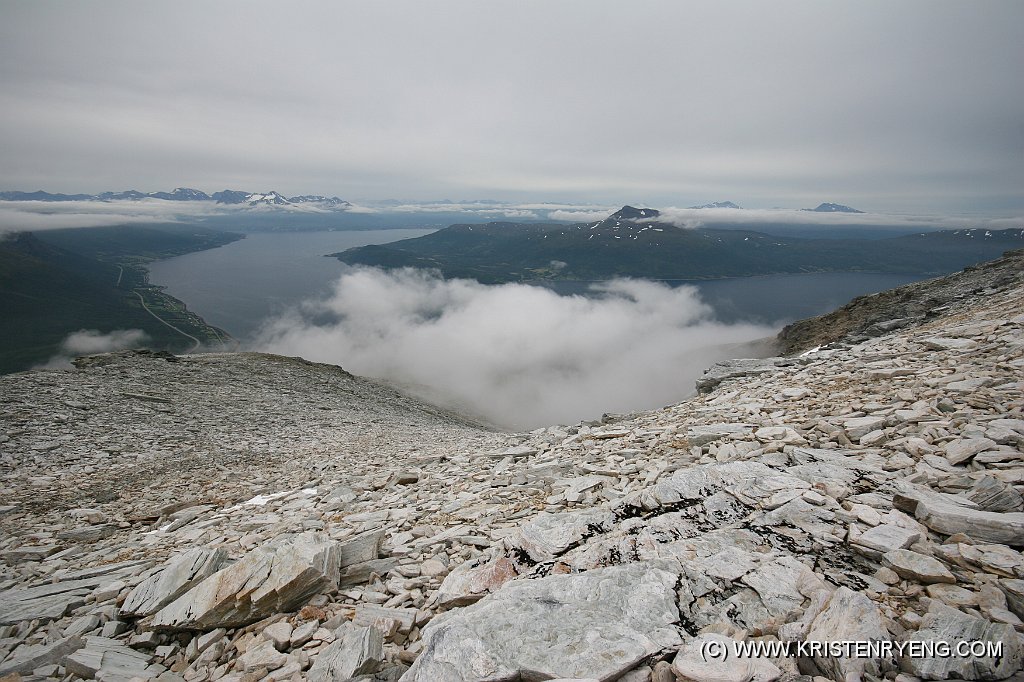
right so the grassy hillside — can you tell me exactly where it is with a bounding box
[0,226,242,374]
[333,217,1024,283]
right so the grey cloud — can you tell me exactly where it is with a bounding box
[0,199,234,233]
[0,1,1021,212]
[652,208,1024,231]
[0,197,362,233]
[253,268,775,430]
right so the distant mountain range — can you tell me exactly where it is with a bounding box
[0,188,352,211]
[689,201,742,209]
[0,189,870,215]
[333,205,1023,283]
[804,202,864,213]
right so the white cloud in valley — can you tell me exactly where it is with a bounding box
[254,267,775,429]
[38,328,149,369]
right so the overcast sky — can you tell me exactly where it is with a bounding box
[1,1,1022,213]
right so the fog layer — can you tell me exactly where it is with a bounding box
[255,268,775,430]
[39,329,148,369]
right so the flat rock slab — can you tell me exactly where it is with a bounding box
[914,500,1024,547]
[0,578,101,626]
[1,544,62,564]
[902,601,1022,680]
[0,561,149,626]
[842,416,887,441]
[685,423,755,446]
[920,337,979,351]
[0,636,84,676]
[307,624,383,681]
[850,523,921,558]
[653,461,777,506]
[151,532,341,631]
[944,437,998,465]
[120,547,227,618]
[506,509,615,562]
[400,562,682,682]
[882,549,955,584]
[64,635,153,680]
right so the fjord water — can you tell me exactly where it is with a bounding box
[149,229,436,339]
[149,229,922,341]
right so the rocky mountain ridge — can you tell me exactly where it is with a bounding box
[1,255,1023,681]
[778,249,1024,354]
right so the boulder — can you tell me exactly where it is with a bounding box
[338,529,385,567]
[150,532,341,631]
[740,557,825,620]
[901,601,1022,680]
[966,475,1024,513]
[1002,579,1024,619]
[842,416,886,441]
[800,587,890,682]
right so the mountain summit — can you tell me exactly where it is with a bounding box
[689,201,741,209]
[608,205,661,221]
[805,202,864,213]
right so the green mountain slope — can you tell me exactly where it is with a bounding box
[0,226,242,374]
[332,209,1024,283]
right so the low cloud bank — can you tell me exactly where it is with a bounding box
[652,207,1023,230]
[549,209,618,222]
[254,268,775,430]
[0,199,230,233]
[38,329,149,369]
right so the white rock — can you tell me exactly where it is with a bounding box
[672,633,781,682]
[121,548,226,618]
[151,532,341,630]
[402,562,682,682]
[901,600,1022,680]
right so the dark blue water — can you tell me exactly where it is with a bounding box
[150,230,924,339]
[149,229,435,339]
[541,273,922,325]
